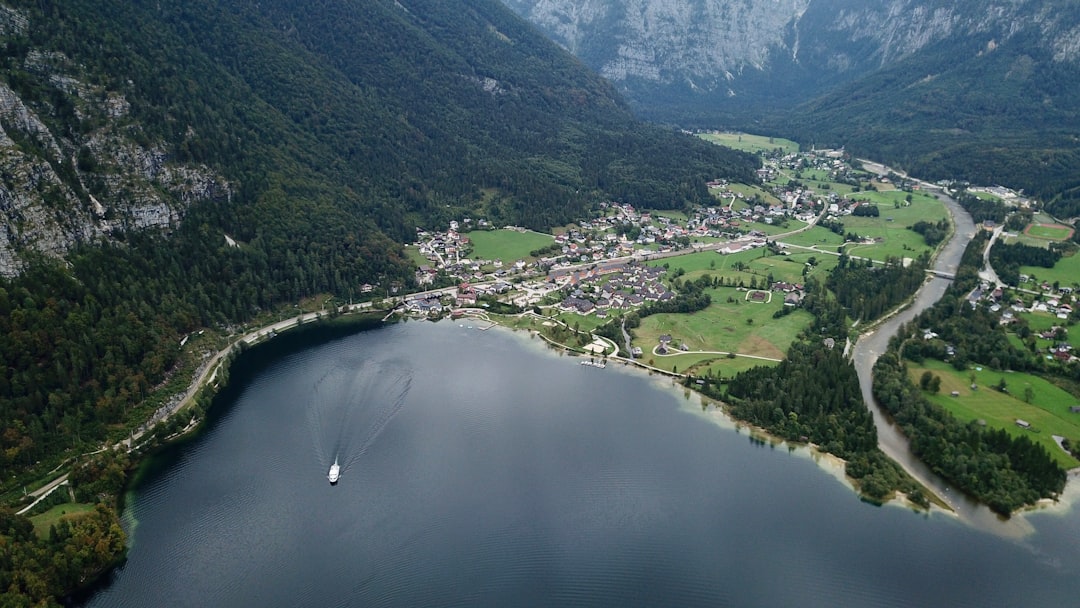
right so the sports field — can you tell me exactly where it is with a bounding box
[1024,223,1074,242]
[466,229,554,262]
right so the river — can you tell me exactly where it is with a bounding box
[847,182,1056,534]
[82,321,1080,607]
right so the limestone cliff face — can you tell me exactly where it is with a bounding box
[503,0,1080,102]
[503,0,811,92]
[0,4,229,277]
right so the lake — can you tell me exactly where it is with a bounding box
[84,320,1080,607]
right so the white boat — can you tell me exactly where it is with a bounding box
[328,458,340,485]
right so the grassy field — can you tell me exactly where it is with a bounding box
[30,503,96,537]
[647,209,689,223]
[466,229,554,262]
[1019,249,1080,288]
[697,132,799,155]
[651,248,837,285]
[724,182,782,206]
[779,226,846,249]
[907,359,1080,469]
[404,245,430,268]
[972,191,1003,202]
[634,285,813,366]
[832,191,948,262]
[1025,223,1074,241]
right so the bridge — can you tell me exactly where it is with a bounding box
[926,269,955,280]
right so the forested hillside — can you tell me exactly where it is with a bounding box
[0,0,756,512]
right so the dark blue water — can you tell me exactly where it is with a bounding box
[86,321,1080,607]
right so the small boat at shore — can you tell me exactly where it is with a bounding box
[580,360,606,369]
[328,458,340,485]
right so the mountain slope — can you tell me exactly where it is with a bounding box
[0,0,758,506]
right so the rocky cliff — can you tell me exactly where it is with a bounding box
[503,0,1080,115]
[0,4,229,276]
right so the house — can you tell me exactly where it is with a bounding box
[1068,406,1080,413]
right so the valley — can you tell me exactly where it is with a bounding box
[2,0,1080,605]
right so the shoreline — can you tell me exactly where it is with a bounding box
[483,313,1079,529]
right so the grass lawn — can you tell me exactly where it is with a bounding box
[1019,249,1080,289]
[633,286,812,366]
[466,229,554,263]
[30,503,96,537]
[404,245,429,268]
[697,132,799,155]
[907,359,1080,469]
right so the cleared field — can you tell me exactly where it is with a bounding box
[467,229,554,262]
[30,503,96,537]
[1025,223,1074,241]
[697,132,799,155]
[908,359,1080,469]
[1019,249,1080,288]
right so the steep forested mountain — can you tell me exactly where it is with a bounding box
[504,0,1080,216]
[0,0,757,492]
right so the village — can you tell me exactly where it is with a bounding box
[399,148,885,320]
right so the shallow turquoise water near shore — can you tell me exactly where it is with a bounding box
[84,321,1080,607]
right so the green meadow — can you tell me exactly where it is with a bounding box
[1019,249,1080,288]
[907,359,1080,469]
[30,503,96,537]
[697,132,799,155]
[779,226,846,249]
[833,190,949,262]
[723,182,782,206]
[634,285,813,365]
[651,248,837,285]
[466,229,554,262]
[404,245,430,268]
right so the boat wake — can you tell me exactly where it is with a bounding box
[307,356,413,483]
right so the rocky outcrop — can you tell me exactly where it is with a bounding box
[0,4,229,277]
